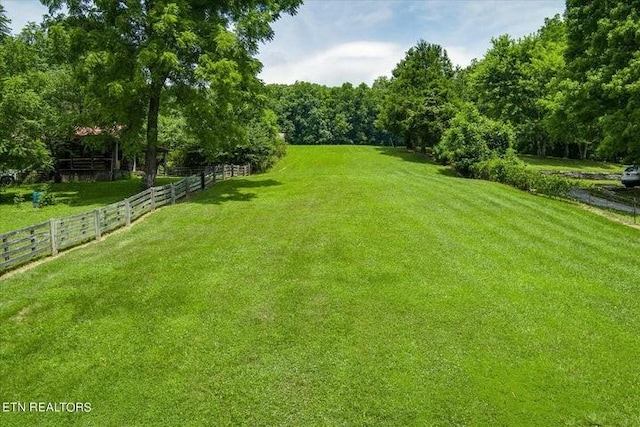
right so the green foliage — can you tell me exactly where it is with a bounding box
[435,105,515,176]
[217,109,287,172]
[471,154,574,197]
[268,81,393,146]
[0,2,10,40]
[12,193,24,208]
[565,0,640,162]
[43,0,302,188]
[466,16,567,157]
[35,183,56,207]
[377,41,458,150]
[0,23,85,172]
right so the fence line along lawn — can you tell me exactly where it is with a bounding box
[0,176,181,233]
[2,146,640,426]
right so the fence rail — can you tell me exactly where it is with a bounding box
[0,163,251,274]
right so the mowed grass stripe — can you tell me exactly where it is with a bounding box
[1,146,640,426]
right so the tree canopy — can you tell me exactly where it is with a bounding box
[4,0,640,185]
[42,0,301,188]
[0,2,10,40]
[376,41,458,151]
[268,82,394,146]
[565,0,640,162]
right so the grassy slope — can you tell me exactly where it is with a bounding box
[1,146,640,426]
[0,177,180,233]
[520,154,623,173]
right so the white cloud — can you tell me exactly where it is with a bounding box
[444,46,479,68]
[259,41,407,87]
[5,0,566,86]
[353,7,394,26]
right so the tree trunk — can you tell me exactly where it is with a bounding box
[579,142,588,160]
[143,86,162,190]
[564,142,570,159]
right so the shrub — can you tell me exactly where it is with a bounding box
[13,193,25,208]
[32,184,56,207]
[471,155,574,197]
[435,105,515,177]
[215,110,286,173]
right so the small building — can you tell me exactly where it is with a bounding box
[54,126,126,182]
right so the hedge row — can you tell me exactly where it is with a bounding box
[471,156,575,197]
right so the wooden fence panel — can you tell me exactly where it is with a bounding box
[98,201,127,234]
[1,164,251,273]
[129,188,153,221]
[153,185,172,208]
[0,222,52,270]
[188,176,201,193]
[0,222,51,269]
[54,212,98,250]
[174,180,187,199]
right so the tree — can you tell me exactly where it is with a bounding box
[435,104,515,177]
[377,41,457,151]
[268,81,394,146]
[467,16,567,157]
[0,74,53,171]
[43,0,302,188]
[0,20,89,177]
[565,0,640,161]
[0,2,10,40]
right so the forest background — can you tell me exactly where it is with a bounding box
[1,1,639,187]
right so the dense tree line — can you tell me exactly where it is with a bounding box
[0,0,301,188]
[267,81,396,146]
[3,0,640,186]
[271,1,640,167]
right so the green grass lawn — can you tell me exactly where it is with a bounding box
[0,176,181,233]
[2,146,640,426]
[521,154,624,173]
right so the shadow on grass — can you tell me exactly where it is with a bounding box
[375,146,467,180]
[375,147,434,164]
[436,167,464,179]
[0,177,183,208]
[193,178,282,205]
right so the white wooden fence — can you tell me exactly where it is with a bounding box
[1,164,250,273]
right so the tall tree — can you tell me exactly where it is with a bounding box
[0,2,10,40]
[43,0,301,188]
[377,41,457,151]
[467,16,567,157]
[0,23,74,172]
[565,0,640,161]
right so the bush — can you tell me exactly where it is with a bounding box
[32,184,56,207]
[435,105,515,177]
[471,155,574,197]
[214,109,287,173]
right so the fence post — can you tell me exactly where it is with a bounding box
[49,219,58,256]
[634,198,637,225]
[125,199,131,226]
[200,172,205,190]
[170,183,176,205]
[185,177,191,199]
[94,209,101,240]
[151,188,156,211]
[30,227,36,253]
[3,235,9,262]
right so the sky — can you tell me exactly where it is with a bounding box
[3,0,566,87]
